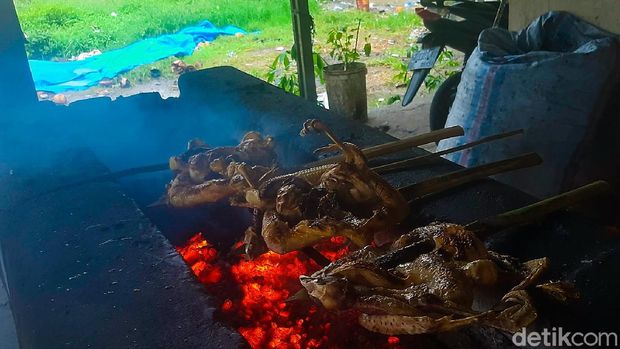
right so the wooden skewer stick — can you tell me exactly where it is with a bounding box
[375,180,611,268]
[467,180,612,239]
[306,125,465,167]
[398,153,543,200]
[38,130,519,205]
[375,239,436,269]
[53,163,169,188]
[262,129,523,188]
[271,137,529,268]
[23,163,171,201]
[373,129,524,174]
[40,126,466,195]
[301,247,331,267]
[371,153,542,268]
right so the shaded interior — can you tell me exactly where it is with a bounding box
[1,67,619,348]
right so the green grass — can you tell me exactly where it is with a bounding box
[15,0,304,59]
[15,0,422,87]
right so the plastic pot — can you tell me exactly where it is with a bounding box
[324,62,368,121]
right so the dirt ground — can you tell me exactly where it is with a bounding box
[367,91,436,152]
[368,92,432,137]
[56,78,181,101]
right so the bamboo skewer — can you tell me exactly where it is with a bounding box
[302,152,542,267]
[48,163,169,191]
[292,180,611,297]
[375,239,436,269]
[318,153,542,268]
[373,129,524,174]
[34,126,466,198]
[306,125,465,167]
[306,160,606,268]
[255,128,515,187]
[301,247,331,267]
[377,180,611,268]
[398,153,543,201]
[467,180,612,239]
[32,129,524,207]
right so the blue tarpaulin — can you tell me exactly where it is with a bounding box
[29,21,246,93]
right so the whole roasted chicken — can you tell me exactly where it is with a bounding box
[300,223,577,335]
[166,132,277,208]
[260,119,410,254]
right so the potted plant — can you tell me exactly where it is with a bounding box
[324,20,371,121]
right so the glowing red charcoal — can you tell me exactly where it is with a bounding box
[175,233,222,284]
[176,233,404,349]
[314,236,350,262]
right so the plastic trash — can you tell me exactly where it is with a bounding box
[29,21,246,93]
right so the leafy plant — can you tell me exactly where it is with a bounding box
[391,46,460,92]
[424,49,460,90]
[392,44,420,85]
[326,19,371,70]
[266,49,300,95]
[266,11,327,96]
[386,94,401,105]
[312,51,327,84]
[423,73,445,90]
[289,44,327,85]
[373,94,401,108]
[266,46,327,95]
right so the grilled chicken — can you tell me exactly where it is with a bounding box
[300,223,572,335]
[261,119,409,254]
[166,132,277,207]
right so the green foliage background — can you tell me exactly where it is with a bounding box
[15,0,302,59]
[14,0,440,95]
[15,0,420,60]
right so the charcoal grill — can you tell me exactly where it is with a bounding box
[1,67,619,348]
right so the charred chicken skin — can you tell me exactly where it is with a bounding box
[300,223,576,335]
[261,119,409,254]
[166,132,277,208]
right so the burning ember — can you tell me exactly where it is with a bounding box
[176,233,404,349]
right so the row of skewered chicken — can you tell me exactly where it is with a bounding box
[166,119,409,256]
[163,119,578,336]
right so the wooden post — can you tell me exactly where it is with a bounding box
[290,0,317,102]
[0,0,37,110]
